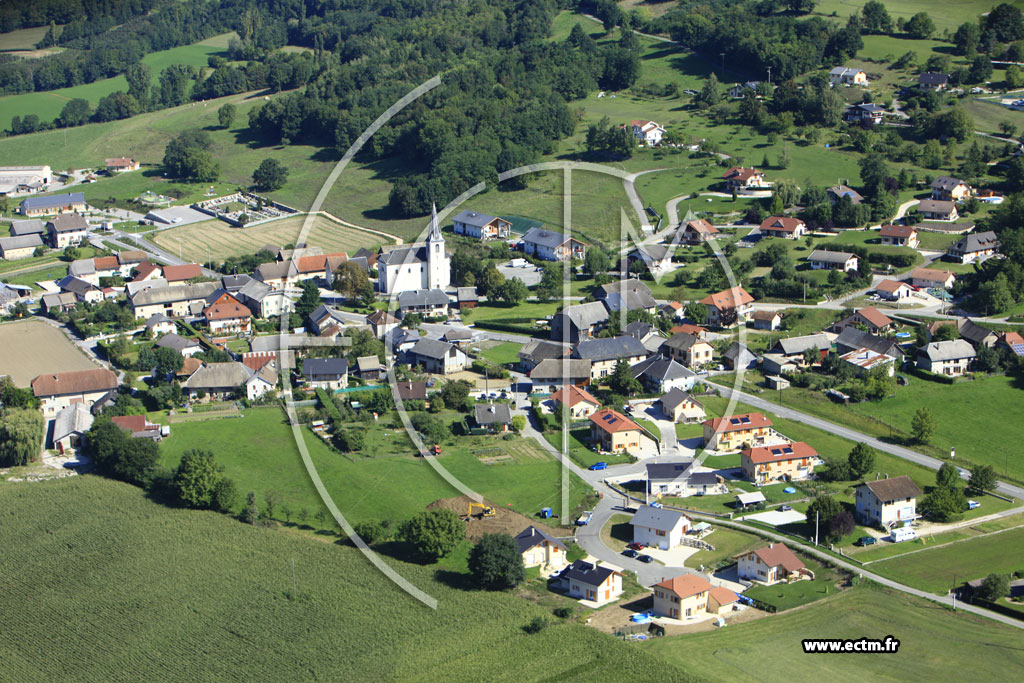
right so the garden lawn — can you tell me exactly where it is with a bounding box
[601,512,633,552]
[544,427,635,468]
[478,341,523,367]
[744,560,837,611]
[685,526,763,570]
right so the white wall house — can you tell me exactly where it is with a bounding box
[630,506,690,550]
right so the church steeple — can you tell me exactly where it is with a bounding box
[427,203,442,242]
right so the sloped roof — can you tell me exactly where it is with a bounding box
[561,560,618,587]
[302,358,349,379]
[574,335,648,362]
[931,175,968,191]
[909,267,955,283]
[856,307,893,329]
[552,384,600,408]
[452,209,499,228]
[919,339,976,362]
[876,279,910,293]
[700,286,754,310]
[748,544,805,573]
[513,526,567,554]
[131,282,218,307]
[32,368,117,397]
[858,475,923,503]
[163,264,202,281]
[589,408,642,435]
[22,192,85,211]
[529,358,592,382]
[722,166,760,181]
[744,441,817,464]
[709,586,740,606]
[773,333,830,356]
[154,333,201,353]
[397,288,450,308]
[719,341,753,362]
[631,356,696,384]
[880,224,916,239]
[950,231,998,255]
[48,213,88,232]
[683,218,718,235]
[632,505,688,532]
[556,301,609,329]
[808,249,855,264]
[662,331,707,352]
[759,216,805,233]
[658,387,699,412]
[204,294,252,321]
[918,199,955,214]
[52,403,94,441]
[656,573,711,599]
[522,227,573,249]
[703,412,772,433]
[183,362,253,389]
[366,309,400,326]
[9,219,44,236]
[0,234,43,251]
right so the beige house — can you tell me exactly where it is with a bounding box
[551,384,600,418]
[879,224,918,248]
[589,408,643,454]
[0,234,43,259]
[708,586,741,615]
[759,216,807,239]
[721,166,764,190]
[750,310,781,330]
[661,331,714,369]
[658,388,705,423]
[47,213,89,248]
[561,561,623,606]
[19,191,86,217]
[679,218,719,244]
[909,267,955,290]
[700,286,755,326]
[703,412,773,451]
[514,526,567,571]
[32,368,118,418]
[741,441,820,485]
[130,282,219,319]
[737,543,809,585]
[832,307,894,335]
[829,66,868,86]
[918,199,958,221]
[653,574,711,620]
[855,475,922,528]
[931,176,971,201]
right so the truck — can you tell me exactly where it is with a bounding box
[576,510,593,526]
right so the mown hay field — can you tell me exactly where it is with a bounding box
[151,214,393,262]
[0,476,692,682]
[0,319,99,386]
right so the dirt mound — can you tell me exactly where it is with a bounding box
[427,496,567,542]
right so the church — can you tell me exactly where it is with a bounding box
[377,204,451,295]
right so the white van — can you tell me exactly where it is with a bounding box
[889,526,917,543]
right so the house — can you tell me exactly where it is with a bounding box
[451,210,511,240]
[855,475,922,527]
[702,413,773,451]
[625,320,662,346]
[0,282,30,313]
[40,291,78,314]
[517,339,568,372]
[32,368,118,418]
[549,302,609,343]
[749,310,781,331]
[132,261,162,282]
[679,218,719,244]
[875,279,914,301]
[474,403,512,432]
[918,72,949,90]
[232,279,289,319]
[723,342,759,371]
[827,184,864,205]
[833,307,894,335]
[253,261,290,288]
[728,80,761,98]
[947,231,998,264]
[759,216,807,239]
[879,224,918,248]
[931,176,971,202]
[661,332,714,369]
[111,414,164,440]
[657,387,705,423]
[596,279,657,313]
[182,362,255,401]
[162,263,202,284]
[736,544,809,585]
[918,199,958,221]
[302,358,350,390]
[669,323,708,339]
[366,309,400,339]
[355,355,384,381]
[552,384,601,418]
[407,338,469,374]
[55,275,100,304]
[204,292,252,335]
[514,526,568,571]
[908,267,955,290]
[129,281,218,320]
[51,403,94,454]
[830,66,868,86]
[46,213,89,248]
[376,205,450,295]
[519,227,585,262]
[528,358,592,393]
[395,381,428,403]
[630,119,666,146]
[998,331,1024,357]
[646,462,724,498]
[841,347,896,376]
[145,313,176,336]
[917,339,976,376]
[808,250,859,272]
[770,334,831,364]
[700,286,755,327]
[293,252,348,286]
[760,353,798,376]
[155,332,202,358]
[843,103,886,125]
[742,441,820,485]
[631,505,690,550]
[834,327,903,360]
[708,586,741,615]
[0,234,43,260]
[456,286,479,309]
[628,244,673,273]
[0,166,51,197]
[19,192,86,217]
[105,157,139,172]
[721,166,764,191]
[574,335,648,379]
[396,289,450,318]
[8,219,45,237]
[560,560,623,605]
[653,574,711,620]
[631,356,698,394]
[589,408,644,454]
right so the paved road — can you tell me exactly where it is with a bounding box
[622,169,662,236]
[709,381,1024,500]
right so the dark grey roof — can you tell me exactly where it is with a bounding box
[632,356,696,384]
[518,340,568,364]
[474,402,512,425]
[0,234,43,251]
[688,471,719,486]
[851,104,886,114]
[521,227,571,249]
[957,319,995,345]
[47,213,88,232]
[452,209,498,228]
[835,328,902,358]
[662,331,706,352]
[918,72,949,85]
[378,243,428,266]
[254,261,290,281]
[154,333,200,353]
[723,342,758,363]
[457,286,479,302]
[918,339,976,362]
[826,185,864,203]
[556,302,609,330]
[574,335,647,362]
[646,461,692,482]
[236,278,273,302]
[858,475,923,502]
[808,249,855,264]
[631,505,687,531]
[597,280,656,311]
[8,219,44,236]
[598,280,652,299]
[513,526,567,554]
[561,560,617,586]
[932,175,967,191]
[57,275,97,296]
[302,357,349,380]
[67,259,96,277]
[529,358,591,382]
[658,387,700,412]
[773,334,831,356]
[145,313,173,328]
[397,288,450,308]
[21,192,85,211]
[950,231,997,255]
[625,321,656,339]
[409,337,456,360]
[183,362,253,389]
[635,244,672,261]
[442,327,473,342]
[220,274,252,291]
[918,199,955,214]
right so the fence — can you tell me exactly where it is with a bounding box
[614,622,666,639]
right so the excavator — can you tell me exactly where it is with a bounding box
[467,502,496,520]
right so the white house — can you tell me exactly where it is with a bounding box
[377,204,450,295]
[630,119,665,146]
[31,368,118,418]
[560,561,623,606]
[451,210,511,240]
[736,543,809,585]
[808,250,858,272]
[520,227,586,262]
[406,338,468,375]
[514,526,568,571]
[855,475,922,528]
[630,505,690,550]
[829,66,868,86]
[916,339,976,376]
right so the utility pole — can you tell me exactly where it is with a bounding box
[815,510,819,546]
[720,52,725,72]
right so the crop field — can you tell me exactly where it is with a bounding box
[0,476,686,681]
[0,320,99,386]
[151,214,392,262]
[0,25,59,51]
[0,33,235,131]
[643,584,1024,682]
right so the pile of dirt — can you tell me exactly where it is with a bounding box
[427,496,567,542]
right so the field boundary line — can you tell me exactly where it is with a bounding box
[315,211,403,245]
[863,523,1024,566]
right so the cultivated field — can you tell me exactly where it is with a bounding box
[151,214,393,262]
[0,476,682,681]
[643,584,1024,682]
[0,320,99,386]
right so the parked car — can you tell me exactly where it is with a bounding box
[626,542,645,551]
[967,500,981,510]
[856,536,877,547]
[779,505,793,512]
[576,510,593,526]
[649,501,663,509]
[589,462,607,471]
[638,554,654,563]
[622,549,639,558]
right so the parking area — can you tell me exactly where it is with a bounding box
[738,509,806,526]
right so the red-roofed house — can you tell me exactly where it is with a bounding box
[669,323,708,338]
[741,441,820,485]
[708,586,740,615]
[737,543,810,585]
[999,331,1024,357]
[653,574,712,619]
[832,307,895,334]
[699,286,755,326]
[679,218,719,244]
[879,224,918,248]
[31,368,118,417]
[759,216,807,239]
[163,263,202,283]
[204,292,252,335]
[589,408,643,454]
[132,261,162,282]
[702,412,773,451]
[106,157,139,172]
[875,279,914,302]
[722,166,764,190]
[552,384,601,418]
[111,414,164,440]
[909,267,955,290]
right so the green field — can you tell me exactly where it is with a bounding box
[644,584,1024,682]
[0,475,686,681]
[478,341,524,367]
[813,1,1024,34]
[686,526,764,570]
[157,406,590,527]
[0,25,56,51]
[0,33,235,131]
[744,559,838,611]
[869,526,1024,594]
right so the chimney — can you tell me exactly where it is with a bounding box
[768,543,774,549]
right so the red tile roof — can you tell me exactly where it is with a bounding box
[163,264,202,281]
[656,573,712,599]
[750,544,805,573]
[204,294,252,321]
[703,412,772,433]
[743,441,817,464]
[552,384,600,408]
[111,415,158,433]
[856,307,893,329]
[31,368,117,397]
[669,323,707,337]
[93,255,119,270]
[875,279,908,293]
[760,216,806,233]
[589,408,642,435]
[909,267,954,283]
[722,166,761,182]
[709,586,739,606]
[700,286,755,311]
[685,218,719,235]
[132,261,161,281]
[879,224,916,239]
